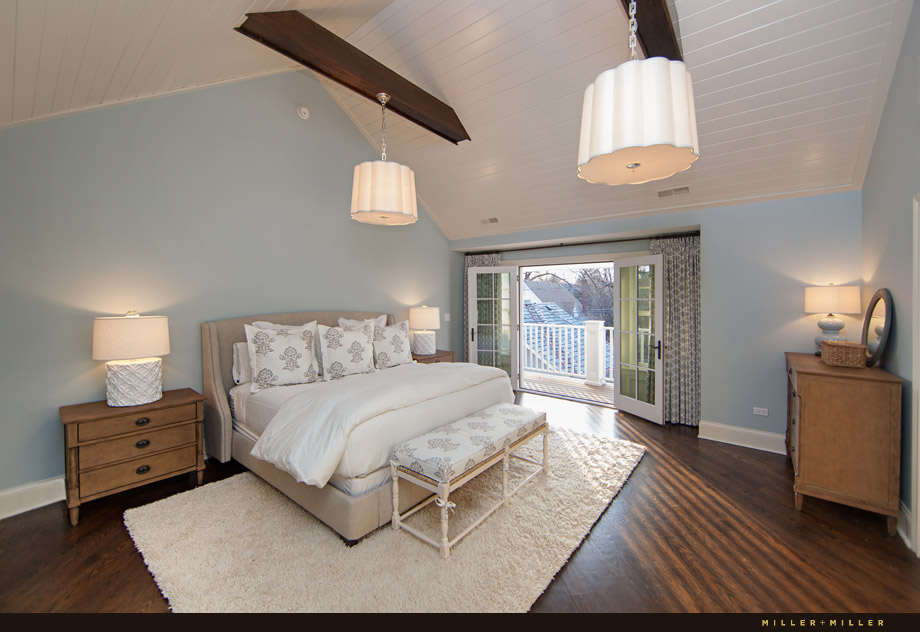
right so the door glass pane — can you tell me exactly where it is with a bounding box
[637,264,652,298]
[477,299,494,324]
[637,368,655,405]
[476,273,492,299]
[637,300,651,333]
[499,274,510,300]
[499,352,512,374]
[621,300,637,332]
[620,266,637,300]
[620,332,637,365]
[620,366,637,399]
[477,325,495,350]
[637,334,653,368]
[499,326,511,352]
[478,350,496,367]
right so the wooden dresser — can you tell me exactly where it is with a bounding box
[60,388,205,526]
[412,349,455,364]
[785,352,902,534]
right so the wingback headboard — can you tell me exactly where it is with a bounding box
[201,310,396,462]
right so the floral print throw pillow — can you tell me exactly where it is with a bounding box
[244,322,320,392]
[373,320,413,369]
[318,324,376,381]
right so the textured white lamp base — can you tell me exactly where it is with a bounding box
[414,331,436,355]
[105,358,163,407]
[814,314,846,354]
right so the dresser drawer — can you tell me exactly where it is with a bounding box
[79,445,198,498]
[78,403,197,442]
[79,423,197,470]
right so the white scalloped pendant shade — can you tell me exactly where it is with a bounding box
[350,160,418,226]
[577,57,699,185]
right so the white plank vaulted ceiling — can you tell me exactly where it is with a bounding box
[0,0,913,241]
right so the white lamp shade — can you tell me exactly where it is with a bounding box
[350,160,418,226]
[409,305,440,330]
[804,286,861,314]
[93,315,170,361]
[577,57,699,185]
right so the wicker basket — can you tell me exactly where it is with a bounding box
[820,340,867,368]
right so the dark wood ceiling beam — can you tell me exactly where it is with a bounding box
[619,0,683,62]
[235,10,470,144]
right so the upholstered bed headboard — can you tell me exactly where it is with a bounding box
[201,310,396,462]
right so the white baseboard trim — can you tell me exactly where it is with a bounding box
[0,476,66,521]
[698,420,787,455]
[898,500,916,554]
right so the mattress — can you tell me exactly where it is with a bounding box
[229,362,514,492]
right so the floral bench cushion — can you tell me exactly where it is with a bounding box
[391,403,546,484]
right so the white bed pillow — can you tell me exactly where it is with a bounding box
[373,320,413,369]
[244,322,320,392]
[231,342,252,384]
[318,324,376,380]
[338,315,387,330]
[252,320,322,376]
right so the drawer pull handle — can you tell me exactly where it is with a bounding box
[791,418,796,425]
[135,439,151,449]
[136,465,151,475]
[135,417,151,427]
[792,390,797,398]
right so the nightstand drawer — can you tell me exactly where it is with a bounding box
[79,445,198,498]
[78,403,197,442]
[79,423,197,469]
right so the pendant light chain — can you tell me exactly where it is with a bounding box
[628,0,638,61]
[377,92,390,162]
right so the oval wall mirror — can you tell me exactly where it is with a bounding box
[861,288,892,367]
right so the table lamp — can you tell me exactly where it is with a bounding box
[93,311,171,407]
[408,305,440,356]
[804,285,860,354]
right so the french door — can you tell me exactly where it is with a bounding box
[467,266,518,383]
[613,255,664,424]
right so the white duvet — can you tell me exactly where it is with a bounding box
[250,362,510,487]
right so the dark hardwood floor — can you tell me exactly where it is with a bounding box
[1,391,919,613]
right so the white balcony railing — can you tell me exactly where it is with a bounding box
[523,321,615,385]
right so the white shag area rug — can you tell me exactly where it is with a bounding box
[123,427,645,613]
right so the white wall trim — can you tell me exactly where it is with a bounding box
[0,476,66,521]
[912,194,920,555]
[698,420,787,455]
[899,500,915,553]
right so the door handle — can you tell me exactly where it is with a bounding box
[655,340,662,360]
[471,327,475,342]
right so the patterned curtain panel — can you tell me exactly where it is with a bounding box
[649,235,701,426]
[462,252,501,361]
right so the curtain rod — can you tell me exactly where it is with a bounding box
[466,230,700,256]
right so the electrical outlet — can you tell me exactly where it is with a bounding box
[753,407,768,416]
[444,313,450,321]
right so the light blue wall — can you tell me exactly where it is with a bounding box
[0,71,463,492]
[453,191,864,437]
[861,1,919,509]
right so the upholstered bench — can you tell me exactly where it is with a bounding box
[389,403,548,559]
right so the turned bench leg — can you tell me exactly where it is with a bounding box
[438,483,450,559]
[390,462,400,530]
[502,447,510,505]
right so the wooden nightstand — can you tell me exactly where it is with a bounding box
[412,349,455,364]
[60,388,206,526]
[785,352,902,535]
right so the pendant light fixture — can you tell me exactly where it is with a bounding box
[577,0,699,185]
[350,93,418,225]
